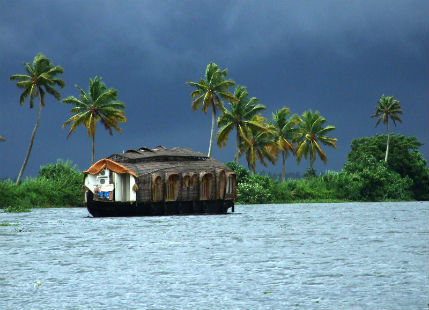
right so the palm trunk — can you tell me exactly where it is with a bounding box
[384,122,390,162]
[207,109,215,157]
[16,97,42,185]
[281,151,286,182]
[91,133,95,164]
[234,128,240,164]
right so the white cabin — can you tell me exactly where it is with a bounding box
[84,168,136,202]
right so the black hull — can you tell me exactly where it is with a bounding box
[86,199,234,217]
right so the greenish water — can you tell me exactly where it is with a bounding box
[1,202,428,309]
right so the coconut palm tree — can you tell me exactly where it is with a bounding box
[371,94,403,162]
[62,76,126,164]
[239,115,277,173]
[186,62,236,157]
[296,110,337,171]
[269,108,300,182]
[9,53,65,185]
[216,86,267,163]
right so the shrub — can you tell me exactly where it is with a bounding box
[237,174,273,204]
[0,159,83,210]
[341,155,413,201]
[347,134,428,200]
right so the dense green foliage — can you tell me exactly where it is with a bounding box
[347,134,429,200]
[227,134,427,203]
[0,160,82,210]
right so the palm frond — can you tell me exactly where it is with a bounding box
[44,84,61,101]
[216,122,234,148]
[94,89,119,105]
[9,74,31,81]
[191,94,204,111]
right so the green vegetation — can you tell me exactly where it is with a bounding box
[186,62,237,157]
[227,134,428,203]
[346,134,429,200]
[371,94,403,162]
[0,160,82,211]
[188,63,340,178]
[269,108,299,182]
[296,110,337,170]
[239,115,277,173]
[9,53,65,185]
[3,58,427,207]
[216,85,266,163]
[0,222,20,226]
[62,76,126,164]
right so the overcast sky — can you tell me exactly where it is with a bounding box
[1,1,428,179]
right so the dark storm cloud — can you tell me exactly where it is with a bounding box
[1,1,428,178]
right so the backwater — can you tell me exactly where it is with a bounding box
[1,202,428,309]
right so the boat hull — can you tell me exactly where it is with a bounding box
[86,199,234,217]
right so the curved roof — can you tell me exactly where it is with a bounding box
[83,158,138,177]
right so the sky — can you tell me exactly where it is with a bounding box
[0,1,428,179]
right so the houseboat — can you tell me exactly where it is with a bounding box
[83,146,237,217]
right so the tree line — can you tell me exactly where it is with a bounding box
[186,62,403,180]
[2,55,410,190]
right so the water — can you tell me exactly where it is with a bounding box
[1,202,428,310]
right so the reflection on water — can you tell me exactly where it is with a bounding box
[1,202,428,309]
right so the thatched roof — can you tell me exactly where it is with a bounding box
[104,146,233,177]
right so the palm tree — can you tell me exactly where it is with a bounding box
[296,110,337,171]
[10,53,65,185]
[186,62,236,157]
[371,94,403,162]
[239,115,277,173]
[62,76,126,164]
[269,108,300,182]
[216,86,267,163]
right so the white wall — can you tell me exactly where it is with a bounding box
[85,170,136,202]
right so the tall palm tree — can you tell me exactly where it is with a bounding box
[371,94,403,162]
[269,108,300,182]
[239,115,277,173]
[62,76,126,164]
[186,62,236,157]
[10,53,65,185]
[216,85,267,163]
[296,110,337,171]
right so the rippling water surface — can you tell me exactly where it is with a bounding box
[1,202,428,309]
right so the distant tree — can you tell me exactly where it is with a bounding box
[216,86,266,163]
[346,134,429,200]
[62,76,126,164]
[269,108,300,182]
[239,115,277,173]
[10,53,65,185]
[186,62,236,157]
[371,94,403,162]
[296,110,337,171]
